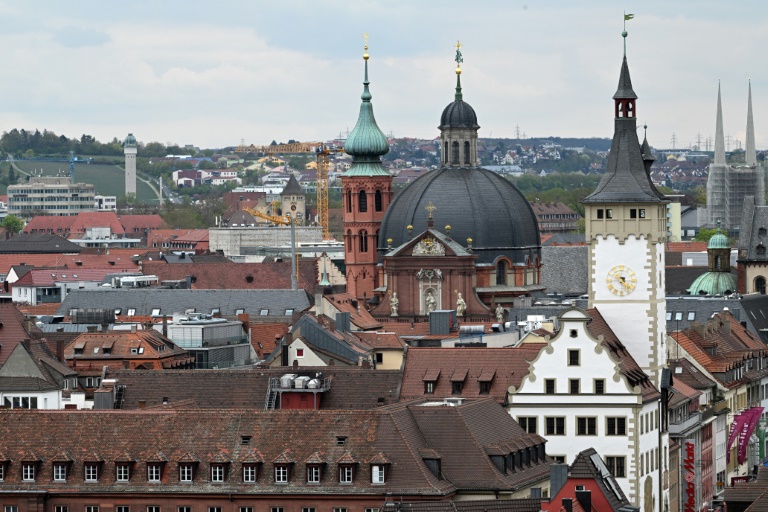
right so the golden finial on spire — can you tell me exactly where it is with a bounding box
[363,33,369,60]
[454,40,463,75]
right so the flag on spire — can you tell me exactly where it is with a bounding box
[624,13,634,21]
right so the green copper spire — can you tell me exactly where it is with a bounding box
[343,35,390,177]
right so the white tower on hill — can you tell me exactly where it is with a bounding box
[124,133,138,197]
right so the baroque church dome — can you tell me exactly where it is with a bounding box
[378,64,540,265]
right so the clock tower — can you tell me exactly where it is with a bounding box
[582,32,668,387]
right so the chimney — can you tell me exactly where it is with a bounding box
[185,275,192,289]
[549,463,568,498]
[162,315,168,337]
[561,498,573,512]
[56,339,64,362]
[138,400,146,409]
[575,490,592,512]
[131,325,137,333]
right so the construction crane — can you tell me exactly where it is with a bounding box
[244,208,298,290]
[235,141,344,240]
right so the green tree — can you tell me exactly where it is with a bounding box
[694,227,720,242]
[1,214,24,234]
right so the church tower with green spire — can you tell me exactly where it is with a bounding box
[342,39,393,301]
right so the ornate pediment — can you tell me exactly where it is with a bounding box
[416,268,443,281]
[412,236,445,256]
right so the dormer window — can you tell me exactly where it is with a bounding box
[211,464,226,483]
[242,464,259,483]
[22,463,35,481]
[179,464,194,482]
[84,463,99,482]
[147,463,162,482]
[306,465,321,484]
[274,465,289,484]
[53,463,68,482]
[339,465,354,484]
[371,465,386,484]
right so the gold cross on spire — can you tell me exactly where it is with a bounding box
[425,201,437,219]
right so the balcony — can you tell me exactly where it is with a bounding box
[669,411,701,436]
[713,399,729,415]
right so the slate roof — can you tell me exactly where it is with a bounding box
[0,233,82,254]
[583,57,664,204]
[141,259,318,296]
[665,297,747,333]
[56,288,311,318]
[542,233,586,246]
[740,294,768,343]
[400,346,546,404]
[0,399,550,495]
[667,358,718,391]
[568,448,630,511]
[387,500,543,512]
[541,246,588,296]
[106,366,404,410]
[280,174,304,195]
[737,196,768,261]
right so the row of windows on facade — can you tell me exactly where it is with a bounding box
[537,214,580,220]
[638,446,665,478]
[345,190,384,214]
[594,208,646,220]
[10,188,94,194]
[2,506,380,512]
[10,205,95,210]
[102,308,291,317]
[517,416,628,437]
[0,462,390,485]
[10,196,95,202]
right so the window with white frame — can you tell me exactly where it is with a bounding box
[53,463,67,481]
[0,464,4,481]
[211,464,225,483]
[339,465,353,483]
[301,508,315,512]
[275,465,288,483]
[371,465,385,484]
[4,506,18,512]
[116,507,130,512]
[270,508,284,512]
[606,417,627,436]
[85,463,99,482]
[177,508,191,512]
[22,463,35,481]
[606,456,626,478]
[333,509,348,512]
[307,465,321,483]
[54,507,68,512]
[208,508,222,512]
[147,508,160,512]
[148,464,161,482]
[239,508,253,512]
[243,464,257,483]
[116,464,130,482]
[179,464,193,482]
[85,507,99,512]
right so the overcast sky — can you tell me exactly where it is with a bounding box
[1,0,767,150]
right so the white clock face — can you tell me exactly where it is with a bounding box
[606,265,637,296]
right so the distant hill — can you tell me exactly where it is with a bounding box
[10,160,157,202]
[480,137,612,152]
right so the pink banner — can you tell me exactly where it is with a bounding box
[738,407,764,465]
[727,411,749,464]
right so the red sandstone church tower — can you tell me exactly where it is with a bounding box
[341,42,393,301]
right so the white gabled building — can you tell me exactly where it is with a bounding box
[508,307,666,507]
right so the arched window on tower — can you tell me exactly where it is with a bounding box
[375,189,383,212]
[358,190,367,213]
[359,230,368,253]
[346,189,352,213]
[464,141,470,164]
[452,141,459,164]
[346,230,352,252]
[756,276,766,295]
[496,260,507,286]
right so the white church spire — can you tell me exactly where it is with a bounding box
[714,81,726,165]
[746,80,757,167]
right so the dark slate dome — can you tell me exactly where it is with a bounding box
[378,167,540,264]
[439,99,479,129]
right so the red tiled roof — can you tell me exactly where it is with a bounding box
[69,212,125,236]
[141,260,317,295]
[118,214,167,232]
[64,330,193,371]
[250,322,289,359]
[324,293,381,330]
[22,216,76,234]
[666,241,708,253]
[14,268,137,287]
[400,346,546,403]
[0,304,41,365]
[173,229,209,243]
[353,332,405,350]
